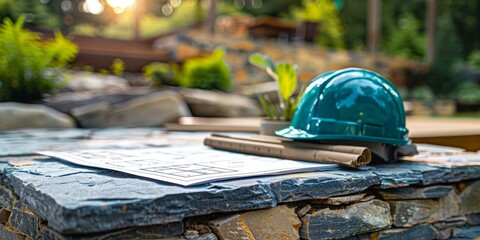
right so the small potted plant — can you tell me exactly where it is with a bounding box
[248,53,304,135]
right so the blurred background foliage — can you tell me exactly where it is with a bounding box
[0,0,479,102]
[1,0,478,60]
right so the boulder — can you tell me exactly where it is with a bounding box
[178,88,262,117]
[71,90,191,128]
[0,103,75,131]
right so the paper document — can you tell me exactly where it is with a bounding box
[38,146,338,186]
[400,144,480,166]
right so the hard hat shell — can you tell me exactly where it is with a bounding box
[276,68,410,146]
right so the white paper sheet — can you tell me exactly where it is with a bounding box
[38,146,338,186]
[400,144,480,166]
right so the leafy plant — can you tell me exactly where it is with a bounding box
[143,62,178,87]
[178,48,232,91]
[249,53,304,121]
[0,16,78,102]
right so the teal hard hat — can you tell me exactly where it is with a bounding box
[276,68,410,146]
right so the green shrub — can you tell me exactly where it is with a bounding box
[143,62,178,87]
[110,58,125,77]
[0,16,77,102]
[178,48,232,91]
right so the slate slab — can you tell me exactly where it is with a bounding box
[374,224,437,240]
[0,223,25,240]
[0,208,10,224]
[458,179,480,215]
[9,200,44,239]
[1,158,378,234]
[450,226,480,240]
[300,199,391,239]
[374,163,480,188]
[466,214,480,225]
[432,216,468,240]
[375,185,453,200]
[388,191,461,227]
[210,205,301,240]
[208,214,255,240]
[41,222,184,240]
[0,185,17,210]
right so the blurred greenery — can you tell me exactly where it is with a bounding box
[143,62,178,87]
[248,53,303,121]
[383,13,425,61]
[424,11,463,98]
[0,0,479,102]
[110,59,125,77]
[0,16,77,102]
[179,48,232,91]
[468,51,480,69]
[456,82,480,104]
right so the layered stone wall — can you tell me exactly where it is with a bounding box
[174,30,420,88]
[0,128,479,239]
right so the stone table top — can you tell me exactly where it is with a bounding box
[1,128,480,234]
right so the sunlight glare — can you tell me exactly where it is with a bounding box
[106,0,136,14]
[83,0,105,15]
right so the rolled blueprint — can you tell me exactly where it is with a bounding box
[204,135,370,168]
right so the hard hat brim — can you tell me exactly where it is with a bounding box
[276,126,411,146]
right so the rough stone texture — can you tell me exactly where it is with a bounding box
[210,205,301,240]
[0,224,25,240]
[71,90,191,128]
[0,158,379,234]
[300,199,392,239]
[0,102,75,131]
[0,208,10,224]
[0,185,17,210]
[209,214,254,240]
[450,226,480,240]
[295,204,311,218]
[310,192,374,205]
[458,180,480,215]
[373,163,480,188]
[241,205,301,240]
[41,222,184,240]
[433,216,468,240]
[467,214,480,225]
[389,191,461,227]
[375,185,454,200]
[373,224,437,240]
[178,88,262,117]
[177,30,417,87]
[1,128,480,238]
[9,201,44,239]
